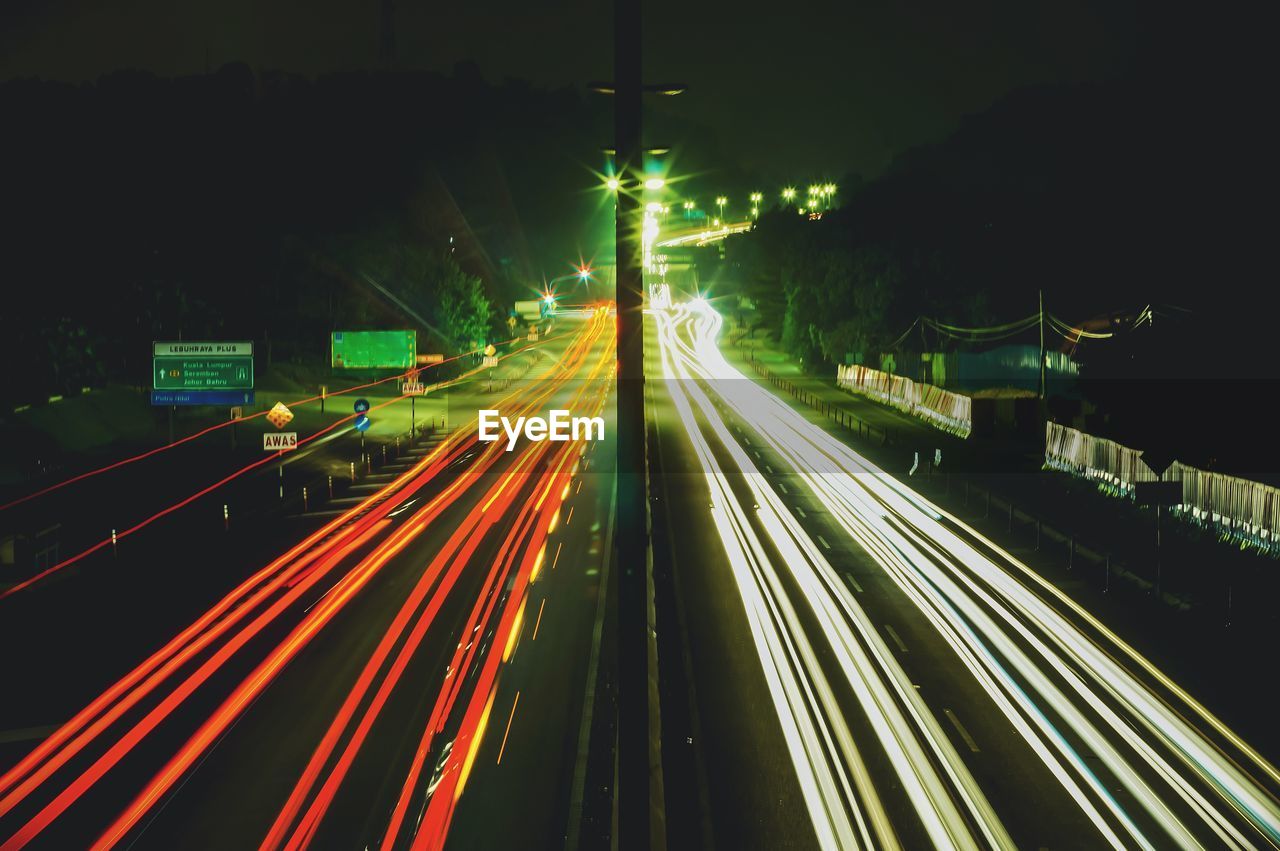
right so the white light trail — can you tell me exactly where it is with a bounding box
[654,299,1280,850]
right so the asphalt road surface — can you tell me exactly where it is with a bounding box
[0,310,618,851]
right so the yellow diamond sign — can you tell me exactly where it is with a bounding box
[266,402,294,429]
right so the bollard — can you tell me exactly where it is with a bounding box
[1225,584,1233,627]
[112,528,118,557]
[1104,554,1111,593]
[329,475,334,499]
[1068,536,1074,569]
[223,504,229,532]
[382,445,387,465]
[1008,501,1014,532]
[350,461,356,482]
[279,462,284,500]
[303,487,309,512]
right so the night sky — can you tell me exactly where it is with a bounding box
[1,0,1140,180]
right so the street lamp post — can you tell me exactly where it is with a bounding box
[589,9,686,845]
[716,195,727,223]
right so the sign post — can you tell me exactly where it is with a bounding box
[1137,450,1179,600]
[399,377,426,441]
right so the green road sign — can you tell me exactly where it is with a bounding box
[153,356,254,390]
[331,330,417,369]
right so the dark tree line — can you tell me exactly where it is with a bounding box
[722,70,1277,470]
[0,62,614,405]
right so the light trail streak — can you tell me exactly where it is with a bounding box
[260,312,614,850]
[389,330,613,851]
[657,299,1280,849]
[0,317,607,849]
[657,308,1003,850]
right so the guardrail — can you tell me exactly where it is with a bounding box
[1045,421,1280,556]
[836,363,972,437]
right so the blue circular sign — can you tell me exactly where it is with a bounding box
[353,398,370,414]
[354,414,371,432]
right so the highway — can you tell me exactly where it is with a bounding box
[650,300,1280,850]
[0,310,617,850]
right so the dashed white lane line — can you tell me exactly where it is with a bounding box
[884,624,909,653]
[944,708,981,752]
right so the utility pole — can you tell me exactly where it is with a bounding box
[590,12,684,844]
[614,0,648,844]
[1038,289,1046,399]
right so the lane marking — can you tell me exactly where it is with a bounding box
[944,708,981,753]
[575,479,583,494]
[565,506,575,526]
[816,534,832,550]
[777,481,788,494]
[884,624,909,653]
[496,691,521,765]
[532,597,547,641]
[552,541,563,570]
[765,465,774,475]
[795,506,806,518]
[844,574,864,593]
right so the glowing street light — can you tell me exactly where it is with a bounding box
[715,196,727,220]
[782,187,796,202]
[606,177,620,191]
[644,177,666,190]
